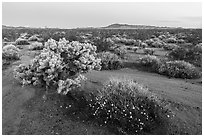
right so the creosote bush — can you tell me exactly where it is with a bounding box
[139,55,161,72]
[97,51,123,70]
[2,44,20,60]
[85,77,173,134]
[28,35,39,41]
[138,55,201,79]
[113,46,127,59]
[29,42,44,50]
[158,60,201,79]
[15,38,29,45]
[168,46,202,67]
[14,38,101,95]
[143,48,155,55]
[163,44,179,51]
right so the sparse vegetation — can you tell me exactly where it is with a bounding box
[2,26,202,135]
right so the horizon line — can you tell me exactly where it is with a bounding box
[2,23,202,29]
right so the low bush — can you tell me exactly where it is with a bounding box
[163,44,179,51]
[139,55,161,72]
[93,38,114,52]
[168,47,189,60]
[138,55,201,79]
[143,48,155,55]
[29,42,44,50]
[165,37,177,43]
[28,35,39,41]
[144,39,154,46]
[15,38,29,45]
[140,42,148,48]
[132,47,139,53]
[151,41,163,48]
[168,46,201,67]
[2,44,20,60]
[97,52,123,70]
[113,46,127,59]
[87,77,173,134]
[177,39,185,44]
[158,60,201,79]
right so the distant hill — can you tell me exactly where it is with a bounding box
[2,24,183,30]
[2,25,28,29]
[101,23,174,29]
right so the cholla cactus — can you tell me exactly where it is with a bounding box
[14,38,101,95]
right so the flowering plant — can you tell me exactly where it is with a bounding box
[14,38,101,95]
[87,77,173,134]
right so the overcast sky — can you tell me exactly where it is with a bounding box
[2,2,202,28]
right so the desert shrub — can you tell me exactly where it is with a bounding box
[112,37,136,45]
[29,42,44,50]
[28,35,39,41]
[168,47,189,60]
[37,38,44,42]
[93,37,113,52]
[143,48,155,55]
[3,59,10,66]
[132,47,139,53]
[2,44,20,60]
[87,77,173,134]
[144,39,154,46]
[97,52,123,70]
[113,46,127,59]
[151,41,163,48]
[158,60,201,79]
[121,39,136,45]
[126,46,133,50]
[140,42,148,48]
[139,55,161,72]
[163,44,179,50]
[14,38,101,95]
[158,35,166,40]
[165,37,177,43]
[67,35,78,42]
[167,46,202,67]
[177,39,185,44]
[3,37,10,42]
[138,55,201,79]
[15,38,29,45]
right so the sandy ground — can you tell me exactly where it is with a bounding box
[2,49,202,135]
